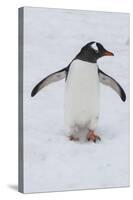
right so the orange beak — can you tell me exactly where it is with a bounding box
[104,51,114,56]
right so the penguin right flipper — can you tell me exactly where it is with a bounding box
[31,67,67,97]
[98,69,126,102]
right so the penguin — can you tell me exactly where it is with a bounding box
[31,42,126,142]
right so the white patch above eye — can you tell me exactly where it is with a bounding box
[91,42,98,51]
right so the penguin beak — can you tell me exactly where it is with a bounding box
[104,50,114,56]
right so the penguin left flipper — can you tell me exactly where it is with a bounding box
[31,67,67,97]
[98,69,126,102]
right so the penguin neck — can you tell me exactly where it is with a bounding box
[75,51,97,63]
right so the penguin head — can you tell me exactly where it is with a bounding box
[79,42,114,63]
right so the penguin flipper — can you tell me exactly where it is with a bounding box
[98,69,126,102]
[31,68,67,97]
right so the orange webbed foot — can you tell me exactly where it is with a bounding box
[87,131,101,143]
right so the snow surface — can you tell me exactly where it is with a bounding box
[23,7,129,193]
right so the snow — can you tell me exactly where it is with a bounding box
[23,7,129,193]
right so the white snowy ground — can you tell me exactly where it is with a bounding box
[23,7,129,193]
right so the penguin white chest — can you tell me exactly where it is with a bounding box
[64,59,100,129]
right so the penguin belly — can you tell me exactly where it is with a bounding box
[64,59,100,131]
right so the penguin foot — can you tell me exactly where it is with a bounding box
[87,131,101,143]
[69,135,79,141]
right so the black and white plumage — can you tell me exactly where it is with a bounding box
[31,42,126,142]
[31,65,126,102]
[98,69,126,102]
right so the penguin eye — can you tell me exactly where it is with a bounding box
[94,49,99,53]
[91,42,99,53]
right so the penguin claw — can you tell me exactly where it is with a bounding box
[87,131,101,143]
[69,135,79,141]
[93,136,101,143]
